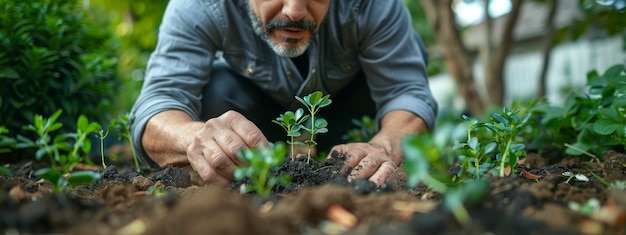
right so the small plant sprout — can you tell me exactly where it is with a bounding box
[96,125,114,169]
[110,113,141,173]
[569,198,601,216]
[295,91,332,163]
[562,172,589,184]
[402,133,489,226]
[16,110,101,191]
[272,108,309,159]
[484,108,531,177]
[234,142,291,196]
[454,115,497,179]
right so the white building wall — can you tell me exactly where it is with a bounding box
[429,35,626,112]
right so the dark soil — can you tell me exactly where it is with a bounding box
[2,146,626,235]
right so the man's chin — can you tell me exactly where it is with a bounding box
[268,38,310,57]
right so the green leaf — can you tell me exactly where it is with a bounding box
[565,142,590,156]
[603,64,625,78]
[234,168,246,180]
[0,67,19,79]
[597,108,622,122]
[510,143,525,151]
[611,96,626,108]
[468,137,478,151]
[294,108,304,120]
[0,166,13,177]
[314,118,328,129]
[66,171,100,187]
[593,119,621,135]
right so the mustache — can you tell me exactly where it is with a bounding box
[266,18,317,33]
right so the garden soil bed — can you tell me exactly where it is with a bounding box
[2,146,626,235]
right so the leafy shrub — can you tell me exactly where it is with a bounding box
[0,0,120,139]
[532,64,626,156]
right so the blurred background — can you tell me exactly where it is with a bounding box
[85,0,626,116]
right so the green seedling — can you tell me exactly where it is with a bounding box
[272,108,309,159]
[402,133,489,226]
[96,125,114,169]
[569,198,601,216]
[146,185,167,197]
[234,142,291,196]
[16,109,101,191]
[562,172,589,184]
[295,91,332,163]
[108,113,141,173]
[484,108,531,177]
[454,115,497,179]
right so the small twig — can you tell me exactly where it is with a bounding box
[564,143,598,160]
[313,166,332,173]
[563,143,605,175]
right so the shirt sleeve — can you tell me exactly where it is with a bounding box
[356,0,438,130]
[129,0,222,166]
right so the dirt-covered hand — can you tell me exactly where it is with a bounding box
[329,142,401,186]
[187,111,268,183]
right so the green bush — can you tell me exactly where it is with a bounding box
[0,0,120,138]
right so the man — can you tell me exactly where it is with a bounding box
[129,0,437,186]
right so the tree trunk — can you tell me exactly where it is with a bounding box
[421,0,485,115]
[485,0,523,107]
[538,0,558,98]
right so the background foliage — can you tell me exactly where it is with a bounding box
[0,0,120,137]
[86,0,168,113]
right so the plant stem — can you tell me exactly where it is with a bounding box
[127,134,140,173]
[290,135,295,160]
[307,112,315,164]
[498,137,513,177]
[100,136,107,169]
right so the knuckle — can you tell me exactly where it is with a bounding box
[243,131,264,146]
[209,153,234,173]
[223,136,243,154]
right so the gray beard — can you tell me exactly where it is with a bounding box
[247,5,310,58]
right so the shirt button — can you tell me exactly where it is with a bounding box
[245,64,253,75]
[311,68,316,74]
[345,65,352,72]
[287,71,293,77]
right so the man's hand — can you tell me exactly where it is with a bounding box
[329,142,401,186]
[329,110,429,186]
[186,111,268,183]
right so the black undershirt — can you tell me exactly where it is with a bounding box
[290,52,309,78]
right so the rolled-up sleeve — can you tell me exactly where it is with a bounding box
[129,0,221,165]
[357,0,438,130]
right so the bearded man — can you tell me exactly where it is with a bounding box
[130,0,438,186]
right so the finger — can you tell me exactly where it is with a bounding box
[224,111,268,148]
[187,137,216,182]
[331,144,367,174]
[368,161,397,186]
[206,146,239,181]
[348,156,387,181]
[214,130,250,166]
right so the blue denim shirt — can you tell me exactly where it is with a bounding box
[130,0,438,160]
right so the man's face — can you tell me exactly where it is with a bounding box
[247,0,330,57]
